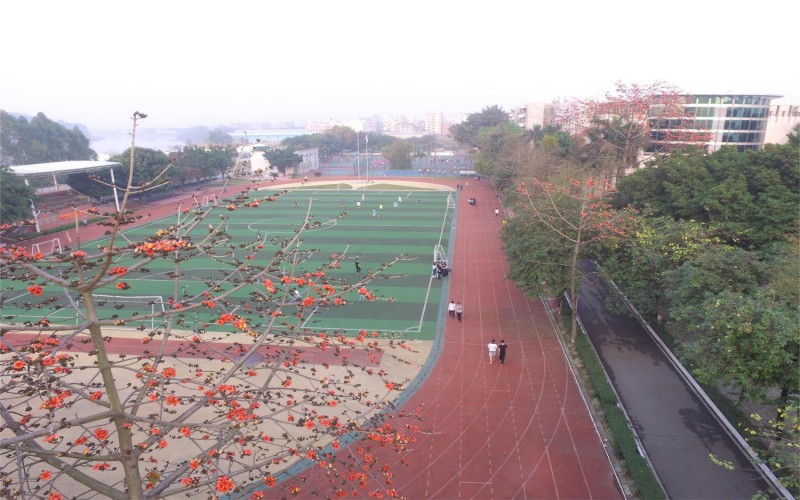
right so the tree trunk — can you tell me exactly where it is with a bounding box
[775,386,790,443]
[83,292,144,499]
[569,242,582,343]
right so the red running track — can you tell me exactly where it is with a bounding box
[298,179,622,499]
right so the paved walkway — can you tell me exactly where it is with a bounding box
[577,261,773,499]
[381,181,620,498]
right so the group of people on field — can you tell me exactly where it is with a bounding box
[433,260,449,279]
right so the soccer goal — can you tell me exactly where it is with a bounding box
[433,244,448,269]
[201,194,217,206]
[446,193,455,209]
[91,295,166,329]
[32,238,62,256]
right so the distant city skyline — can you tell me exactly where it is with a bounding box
[3,1,797,133]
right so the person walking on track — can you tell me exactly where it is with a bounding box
[488,339,498,364]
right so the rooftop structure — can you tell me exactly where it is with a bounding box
[8,161,123,231]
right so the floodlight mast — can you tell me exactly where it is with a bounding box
[363,133,369,200]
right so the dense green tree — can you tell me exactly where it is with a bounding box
[0,111,97,165]
[69,148,170,199]
[663,245,764,318]
[472,125,528,191]
[0,165,37,223]
[762,236,800,308]
[263,148,302,174]
[596,216,721,320]
[746,401,800,495]
[679,288,799,404]
[502,215,572,302]
[512,177,633,342]
[536,127,577,159]
[597,138,800,412]
[282,128,396,159]
[615,143,800,248]
[173,145,236,181]
[382,141,413,169]
[449,105,510,147]
[661,240,799,406]
[326,125,358,150]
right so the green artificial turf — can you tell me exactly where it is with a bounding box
[4,185,455,340]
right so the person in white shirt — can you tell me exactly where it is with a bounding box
[448,300,456,319]
[487,339,498,364]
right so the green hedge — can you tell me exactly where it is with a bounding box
[603,403,666,499]
[575,332,617,405]
[572,329,666,499]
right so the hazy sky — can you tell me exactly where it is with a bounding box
[3,0,798,131]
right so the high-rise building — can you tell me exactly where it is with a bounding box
[649,94,782,153]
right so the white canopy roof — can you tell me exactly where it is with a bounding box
[9,161,121,178]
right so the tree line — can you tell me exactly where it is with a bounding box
[0,111,237,222]
[452,85,799,493]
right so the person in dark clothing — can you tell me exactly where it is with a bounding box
[498,340,507,365]
[355,258,361,274]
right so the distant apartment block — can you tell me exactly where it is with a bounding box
[510,102,557,130]
[307,118,378,134]
[648,94,782,153]
[383,115,425,137]
[425,112,444,135]
[307,121,332,134]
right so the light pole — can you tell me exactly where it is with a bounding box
[115,111,147,213]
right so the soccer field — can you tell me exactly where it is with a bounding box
[4,183,456,341]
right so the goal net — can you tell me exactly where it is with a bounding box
[201,194,217,206]
[32,238,62,256]
[446,193,455,209]
[90,295,166,329]
[433,244,448,268]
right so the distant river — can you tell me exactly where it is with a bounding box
[90,130,188,158]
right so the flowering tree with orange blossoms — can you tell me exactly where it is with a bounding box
[555,81,711,181]
[512,177,634,342]
[0,114,421,499]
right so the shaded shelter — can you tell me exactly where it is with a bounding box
[8,161,122,231]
